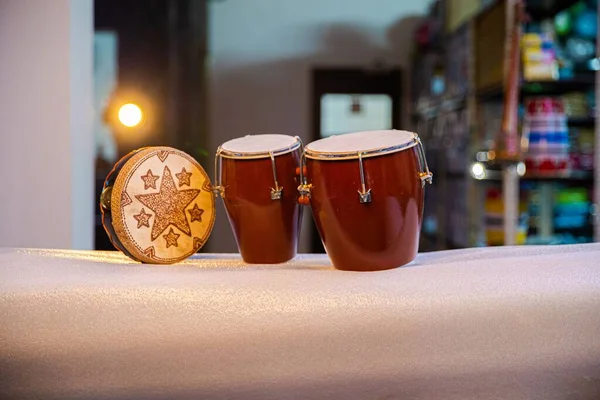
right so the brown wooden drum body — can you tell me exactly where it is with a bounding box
[303,131,431,271]
[217,135,303,264]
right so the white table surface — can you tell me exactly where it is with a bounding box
[1,244,600,400]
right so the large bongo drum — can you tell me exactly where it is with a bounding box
[214,134,304,264]
[299,130,432,271]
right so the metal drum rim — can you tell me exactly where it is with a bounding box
[304,132,419,161]
[219,136,301,160]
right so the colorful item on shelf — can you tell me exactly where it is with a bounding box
[560,2,598,66]
[554,10,572,36]
[485,188,528,246]
[521,33,559,81]
[585,89,596,111]
[562,91,589,117]
[431,65,446,96]
[554,187,591,229]
[522,97,570,173]
[565,37,596,63]
[414,4,443,51]
[569,127,595,170]
[557,53,575,79]
[573,8,598,39]
[528,185,593,243]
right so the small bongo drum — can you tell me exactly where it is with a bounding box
[299,130,432,271]
[214,134,304,263]
[100,147,216,264]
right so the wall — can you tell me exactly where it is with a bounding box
[0,0,94,249]
[207,0,428,253]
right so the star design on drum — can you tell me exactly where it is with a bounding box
[175,167,192,187]
[133,208,152,229]
[135,166,200,241]
[163,228,180,248]
[188,203,204,222]
[141,169,160,190]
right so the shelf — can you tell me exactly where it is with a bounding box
[522,75,596,96]
[474,169,594,182]
[420,231,464,250]
[568,117,595,127]
[476,74,596,101]
[524,234,593,246]
[410,0,598,246]
[523,170,594,181]
[525,0,579,19]
[476,84,504,101]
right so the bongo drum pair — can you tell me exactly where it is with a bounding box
[215,130,432,271]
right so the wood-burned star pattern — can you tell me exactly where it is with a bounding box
[176,167,192,187]
[141,169,159,189]
[136,166,200,242]
[188,203,204,222]
[133,208,152,228]
[163,228,180,248]
[107,146,216,264]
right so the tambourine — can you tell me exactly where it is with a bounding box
[100,147,216,264]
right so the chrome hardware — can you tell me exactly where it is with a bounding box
[415,136,433,187]
[269,151,283,200]
[294,136,307,187]
[213,147,225,198]
[298,183,312,198]
[295,136,312,205]
[100,186,112,211]
[357,152,372,203]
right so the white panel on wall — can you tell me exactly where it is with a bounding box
[0,0,94,249]
[321,94,393,137]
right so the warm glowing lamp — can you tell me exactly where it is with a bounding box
[118,103,143,127]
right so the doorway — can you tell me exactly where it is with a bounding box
[310,67,402,253]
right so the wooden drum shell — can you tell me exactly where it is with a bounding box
[306,146,424,271]
[221,151,302,264]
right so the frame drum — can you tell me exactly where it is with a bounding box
[300,130,432,271]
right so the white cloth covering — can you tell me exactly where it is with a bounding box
[1,244,600,399]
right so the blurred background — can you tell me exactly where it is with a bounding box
[0,0,598,254]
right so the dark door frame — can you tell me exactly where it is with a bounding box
[309,67,403,253]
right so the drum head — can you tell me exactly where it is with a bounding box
[106,147,216,264]
[305,130,417,160]
[220,134,299,159]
